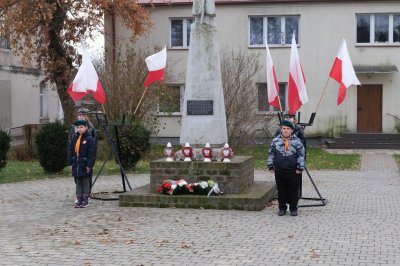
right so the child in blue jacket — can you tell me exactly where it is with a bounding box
[68,120,96,208]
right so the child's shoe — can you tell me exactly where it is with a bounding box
[81,195,89,208]
[75,196,83,208]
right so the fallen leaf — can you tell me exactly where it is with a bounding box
[99,228,109,235]
[99,239,111,244]
[310,249,320,258]
[288,234,295,238]
[181,243,191,249]
[127,227,135,231]
[117,217,123,222]
[74,240,81,245]
[123,239,135,244]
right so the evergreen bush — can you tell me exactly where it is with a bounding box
[118,121,151,170]
[35,122,68,173]
[0,130,11,170]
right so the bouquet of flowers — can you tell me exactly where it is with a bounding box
[192,180,221,196]
[156,179,193,195]
[156,179,222,197]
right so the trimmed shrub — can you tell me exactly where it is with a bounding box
[118,121,151,170]
[35,122,68,173]
[0,130,11,170]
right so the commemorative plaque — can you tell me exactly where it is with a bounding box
[187,100,213,115]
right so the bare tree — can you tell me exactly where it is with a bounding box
[221,48,263,146]
[95,45,179,134]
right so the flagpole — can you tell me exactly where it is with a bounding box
[278,96,283,112]
[134,87,149,115]
[315,77,331,113]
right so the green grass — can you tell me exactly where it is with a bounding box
[394,155,400,170]
[235,145,361,170]
[0,145,361,184]
[0,160,122,184]
[305,147,360,170]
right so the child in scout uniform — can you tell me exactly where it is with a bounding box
[267,120,305,216]
[68,120,96,208]
[67,107,97,201]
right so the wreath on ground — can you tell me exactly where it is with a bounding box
[156,179,222,196]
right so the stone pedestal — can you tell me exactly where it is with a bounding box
[150,156,253,194]
[119,156,277,211]
[119,182,276,211]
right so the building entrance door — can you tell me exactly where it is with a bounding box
[357,84,382,133]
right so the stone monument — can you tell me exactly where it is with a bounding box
[179,0,228,147]
[118,0,277,211]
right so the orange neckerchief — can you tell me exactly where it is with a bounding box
[74,134,82,156]
[281,136,289,151]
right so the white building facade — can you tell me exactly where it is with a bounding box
[108,0,400,138]
[0,42,63,131]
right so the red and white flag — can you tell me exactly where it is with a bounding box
[266,42,280,109]
[329,39,361,105]
[288,34,308,115]
[67,46,106,104]
[144,46,167,87]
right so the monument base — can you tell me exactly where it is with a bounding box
[119,181,276,211]
[149,156,254,194]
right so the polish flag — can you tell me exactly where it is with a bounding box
[288,34,308,115]
[144,47,167,87]
[329,39,361,105]
[266,42,280,109]
[67,46,106,104]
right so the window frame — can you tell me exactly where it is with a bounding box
[39,87,48,119]
[0,15,9,49]
[248,15,300,48]
[356,13,400,46]
[158,84,185,116]
[257,82,288,114]
[169,18,194,49]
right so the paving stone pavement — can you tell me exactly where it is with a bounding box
[1,153,400,266]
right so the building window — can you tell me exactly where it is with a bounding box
[159,85,184,115]
[258,83,287,112]
[0,15,9,49]
[356,14,400,44]
[170,18,194,48]
[40,87,48,118]
[249,16,300,47]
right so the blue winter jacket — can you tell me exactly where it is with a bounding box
[267,134,305,171]
[68,132,96,177]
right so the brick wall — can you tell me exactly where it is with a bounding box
[150,156,254,194]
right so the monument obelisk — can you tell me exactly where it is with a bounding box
[179,0,228,147]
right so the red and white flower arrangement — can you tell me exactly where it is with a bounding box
[156,179,222,196]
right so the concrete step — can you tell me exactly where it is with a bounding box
[326,141,400,149]
[119,181,277,211]
[326,133,400,149]
[341,133,400,140]
[332,138,400,144]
